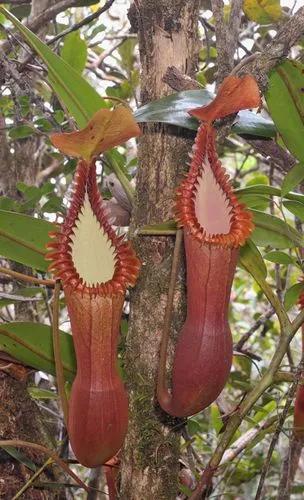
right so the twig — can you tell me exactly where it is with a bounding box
[0,266,55,287]
[211,0,243,82]
[277,434,303,500]
[221,414,278,464]
[0,291,41,302]
[189,305,304,498]
[52,279,69,426]
[48,0,115,45]
[235,307,275,351]
[255,358,304,499]
[88,39,125,68]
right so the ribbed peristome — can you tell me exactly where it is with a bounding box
[46,159,140,295]
[175,123,253,247]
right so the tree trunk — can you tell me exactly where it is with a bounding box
[120,2,200,498]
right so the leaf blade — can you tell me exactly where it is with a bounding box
[0,322,76,381]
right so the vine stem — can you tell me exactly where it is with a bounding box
[0,266,55,287]
[157,229,183,409]
[52,279,69,425]
[0,440,89,492]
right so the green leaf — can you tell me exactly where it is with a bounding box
[42,195,64,214]
[266,60,304,163]
[54,109,65,124]
[284,283,304,310]
[28,387,57,400]
[34,117,53,132]
[0,7,104,128]
[0,322,76,381]
[251,401,276,425]
[210,403,223,434]
[236,183,304,204]
[243,0,282,24]
[134,90,275,138]
[237,193,269,210]
[0,210,54,271]
[9,125,34,140]
[264,250,294,265]
[61,31,87,74]
[139,220,177,235]
[281,163,304,196]
[251,210,303,248]
[1,446,37,472]
[239,239,267,280]
[283,200,304,221]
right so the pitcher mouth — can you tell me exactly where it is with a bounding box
[175,124,253,248]
[46,159,140,296]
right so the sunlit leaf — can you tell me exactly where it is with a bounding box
[239,238,267,280]
[283,200,304,221]
[284,283,304,310]
[263,250,294,265]
[266,60,304,163]
[61,31,87,74]
[281,163,304,197]
[251,401,276,425]
[210,404,223,434]
[243,0,282,24]
[0,322,76,381]
[50,106,141,161]
[237,193,269,210]
[251,210,303,248]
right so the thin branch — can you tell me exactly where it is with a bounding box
[47,0,115,45]
[277,434,303,500]
[221,414,278,464]
[189,309,304,499]
[255,358,304,499]
[0,266,55,287]
[25,1,85,34]
[248,6,304,90]
[211,0,243,82]
[235,307,275,351]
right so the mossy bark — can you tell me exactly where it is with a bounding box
[120,2,200,499]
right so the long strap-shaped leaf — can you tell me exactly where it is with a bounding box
[0,322,76,381]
